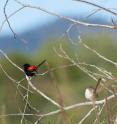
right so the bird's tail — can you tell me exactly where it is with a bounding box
[94,78,102,94]
[37,60,46,67]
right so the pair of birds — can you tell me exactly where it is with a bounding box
[23,60,47,77]
[23,60,101,101]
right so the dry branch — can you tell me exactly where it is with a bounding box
[73,0,117,16]
[14,0,117,30]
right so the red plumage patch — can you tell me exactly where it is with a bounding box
[27,65,38,71]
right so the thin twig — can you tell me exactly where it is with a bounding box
[0,6,25,33]
[0,93,117,118]
[78,36,117,67]
[54,44,98,81]
[94,103,106,124]
[0,49,24,72]
[4,0,16,38]
[73,0,117,16]
[0,49,60,108]
[2,1,28,44]
[0,62,40,113]
[79,106,97,124]
[25,75,61,108]
[105,97,112,124]
[20,83,30,124]
[0,62,31,92]
[14,0,117,30]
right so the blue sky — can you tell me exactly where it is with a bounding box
[0,0,117,36]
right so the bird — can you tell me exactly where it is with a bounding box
[85,86,95,101]
[85,78,102,101]
[23,60,47,77]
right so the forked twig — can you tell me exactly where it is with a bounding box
[14,0,117,30]
[4,0,16,38]
[73,0,117,16]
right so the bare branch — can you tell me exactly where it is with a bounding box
[20,83,30,124]
[0,1,117,123]
[4,0,16,38]
[0,49,23,72]
[0,6,25,33]
[14,0,117,30]
[0,62,31,92]
[79,106,97,124]
[78,36,117,67]
[0,49,60,108]
[73,0,117,16]
[0,93,117,118]
[54,45,98,81]
[25,75,61,108]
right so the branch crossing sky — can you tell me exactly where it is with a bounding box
[0,0,117,35]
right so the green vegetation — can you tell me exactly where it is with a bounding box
[0,34,117,124]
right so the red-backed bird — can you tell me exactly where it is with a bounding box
[23,60,47,77]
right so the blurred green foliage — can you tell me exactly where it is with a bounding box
[0,34,117,124]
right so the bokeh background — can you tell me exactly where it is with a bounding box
[0,0,117,123]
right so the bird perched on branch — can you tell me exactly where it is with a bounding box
[23,60,47,77]
[85,78,102,101]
